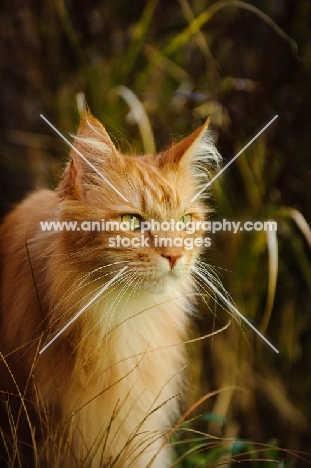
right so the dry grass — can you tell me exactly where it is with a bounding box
[1,0,311,466]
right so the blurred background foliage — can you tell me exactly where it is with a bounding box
[0,0,311,465]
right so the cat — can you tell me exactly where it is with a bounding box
[0,109,221,467]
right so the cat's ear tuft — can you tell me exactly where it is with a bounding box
[70,109,119,177]
[59,110,124,196]
[160,118,221,181]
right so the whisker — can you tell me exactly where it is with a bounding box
[18,270,127,362]
[191,270,232,317]
[48,260,130,319]
[105,272,145,338]
[188,273,215,315]
[196,261,232,300]
[47,271,123,335]
[72,270,139,353]
[105,270,138,333]
[55,268,132,346]
[39,266,128,354]
[28,261,130,344]
[191,266,279,353]
[194,260,239,315]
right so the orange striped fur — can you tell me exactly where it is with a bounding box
[0,111,221,467]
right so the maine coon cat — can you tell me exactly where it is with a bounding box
[0,110,221,467]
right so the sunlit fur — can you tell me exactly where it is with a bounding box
[0,111,221,467]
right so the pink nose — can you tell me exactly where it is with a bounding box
[161,253,182,268]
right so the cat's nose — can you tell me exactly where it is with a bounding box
[161,253,182,268]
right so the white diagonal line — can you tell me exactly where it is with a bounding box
[39,266,128,354]
[190,115,278,202]
[40,114,129,203]
[193,267,279,353]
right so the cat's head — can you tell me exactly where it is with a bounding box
[57,110,221,293]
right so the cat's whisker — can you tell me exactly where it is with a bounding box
[197,259,231,275]
[193,261,238,314]
[191,268,253,351]
[196,261,227,292]
[39,266,128,354]
[110,274,145,332]
[50,268,132,350]
[18,270,122,362]
[191,269,232,317]
[105,271,139,339]
[50,260,130,313]
[191,266,279,353]
[101,272,142,347]
[107,273,146,336]
[196,260,235,304]
[188,274,216,317]
[191,266,254,348]
[28,261,130,345]
[42,263,131,335]
[72,270,139,353]
[48,272,122,332]
[31,275,106,341]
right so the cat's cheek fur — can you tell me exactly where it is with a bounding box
[0,111,221,467]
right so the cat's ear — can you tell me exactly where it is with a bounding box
[159,118,221,179]
[59,110,124,197]
[68,110,120,186]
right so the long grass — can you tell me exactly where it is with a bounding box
[1,0,311,466]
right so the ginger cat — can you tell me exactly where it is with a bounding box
[0,111,221,467]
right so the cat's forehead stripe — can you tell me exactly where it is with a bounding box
[135,162,180,216]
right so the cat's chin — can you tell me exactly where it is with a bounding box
[133,271,185,294]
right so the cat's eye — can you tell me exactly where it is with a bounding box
[179,214,192,225]
[121,214,142,230]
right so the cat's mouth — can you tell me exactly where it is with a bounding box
[129,266,186,293]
